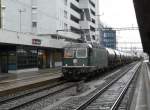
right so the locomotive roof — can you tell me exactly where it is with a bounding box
[64,43,138,58]
[106,48,115,54]
[64,43,89,48]
[64,43,102,48]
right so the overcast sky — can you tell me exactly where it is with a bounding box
[99,0,143,51]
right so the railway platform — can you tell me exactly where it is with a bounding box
[130,62,150,110]
[0,68,62,96]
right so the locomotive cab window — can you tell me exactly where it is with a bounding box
[76,48,87,58]
[64,48,74,58]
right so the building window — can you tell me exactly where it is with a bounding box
[32,13,37,21]
[32,8,37,13]
[70,14,79,24]
[64,0,67,6]
[89,0,95,8]
[17,47,38,69]
[8,51,17,70]
[92,35,95,40]
[70,26,81,34]
[32,0,37,6]
[32,22,37,28]
[64,10,68,18]
[64,23,68,30]
[86,35,91,41]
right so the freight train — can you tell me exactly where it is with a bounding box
[62,43,140,81]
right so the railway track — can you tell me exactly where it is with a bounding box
[117,63,141,110]
[0,80,65,103]
[50,62,141,110]
[0,62,140,110]
[0,71,63,96]
[0,80,77,110]
[76,63,141,110]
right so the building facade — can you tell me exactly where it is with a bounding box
[0,30,67,73]
[102,29,116,49]
[1,0,100,43]
[0,0,100,73]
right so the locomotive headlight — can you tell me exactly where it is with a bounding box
[73,59,78,64]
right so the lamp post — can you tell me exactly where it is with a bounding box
[18,9,25,33]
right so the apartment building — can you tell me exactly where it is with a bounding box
[1,0,99,43]
[0,0,100,73]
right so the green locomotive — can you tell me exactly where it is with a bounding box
[62,43,138,81]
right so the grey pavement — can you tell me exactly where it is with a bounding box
[0,68,61,82]
[130,63,150,110]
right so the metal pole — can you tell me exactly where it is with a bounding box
[18,9,25,33]
[19,10,21,33]
[0,0,2,29]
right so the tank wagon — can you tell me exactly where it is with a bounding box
[62,43,139,81]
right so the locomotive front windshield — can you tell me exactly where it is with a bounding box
[64,48,87,58]
[64,48,74,58]
[76,48,87,58]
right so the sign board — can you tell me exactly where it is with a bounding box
[32,39,41,45]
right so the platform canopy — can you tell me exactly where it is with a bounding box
[133,0,150,55]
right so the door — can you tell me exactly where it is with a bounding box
[0,55,8,73]
[38,55,43,69]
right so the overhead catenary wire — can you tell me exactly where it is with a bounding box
[57,26,139,33]
[3,1,140,36]
[8,0,140,32]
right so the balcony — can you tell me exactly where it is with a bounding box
[32,0,37,7]
[70,15,80,28]
[58,31,81,39]
[72,0,80,7]
[79,0,89,9]
[90,4,96,13]
[80,20,96,29]
[70,9,81,19]
[89,0,96,8]
[80,21,90,29]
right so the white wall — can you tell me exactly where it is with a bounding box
[37,0,57,34]
[37,0,81,39]
[0,29,68,48]
[2,0,32,33]
[79,0,89,9]
[1,0,100,44]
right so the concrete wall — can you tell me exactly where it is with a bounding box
[2,0,32,33]
[0,29,68,48]
[37,0,57,34]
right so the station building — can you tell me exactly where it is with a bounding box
[0,30,67,73]
[0,0,100,73]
